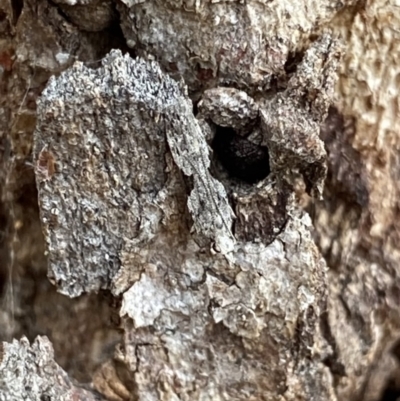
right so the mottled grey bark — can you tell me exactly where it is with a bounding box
[0,337,105,401]
[1,1,400,401]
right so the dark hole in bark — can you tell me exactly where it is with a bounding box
[379,379,400,401]
[391,338,400,363]
[212,126,270,184]
[192,99,199,116]
[11,0,23,24]
[0,10,7,22]
[284,50,305,75]
[373,339,400,401]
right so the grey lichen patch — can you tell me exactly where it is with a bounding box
[197,87,259,134]
[34,50,233,297]
[0,336,102,401]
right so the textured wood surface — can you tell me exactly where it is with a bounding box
[0,1,399,400]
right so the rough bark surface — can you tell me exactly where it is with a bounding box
[0,1,399,401]
[32,46,334,400]
[0,336,106,401]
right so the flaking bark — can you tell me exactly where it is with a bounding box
[31,47,334,400]
[1,1,400,401]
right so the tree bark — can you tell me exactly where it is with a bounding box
[0,1,399,401]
